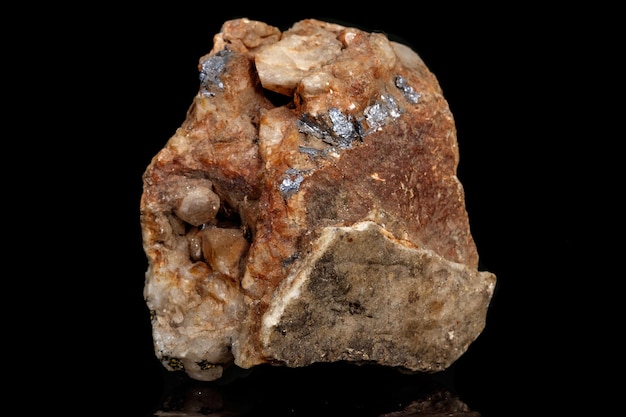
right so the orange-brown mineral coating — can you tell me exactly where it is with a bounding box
[301,117,477,265]
[241,21,479,302]
[298,25,477,266]
[142,51,269,226]
[142,17,478,321]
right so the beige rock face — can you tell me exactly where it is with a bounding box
[140,17,496,381]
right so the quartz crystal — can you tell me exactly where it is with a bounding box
[140,18,496,381]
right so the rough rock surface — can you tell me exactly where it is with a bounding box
[140,18,496,381]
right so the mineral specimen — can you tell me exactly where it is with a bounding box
[140,17,496,382]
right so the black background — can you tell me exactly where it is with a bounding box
[38,4,617,416]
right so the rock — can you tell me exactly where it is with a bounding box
[140,17,496,382]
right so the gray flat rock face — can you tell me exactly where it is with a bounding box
[140,17,496,381]
[261,221,495,372]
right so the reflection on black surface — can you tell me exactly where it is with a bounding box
[147,362,481,416]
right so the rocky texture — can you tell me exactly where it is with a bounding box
[140,18,496,382]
